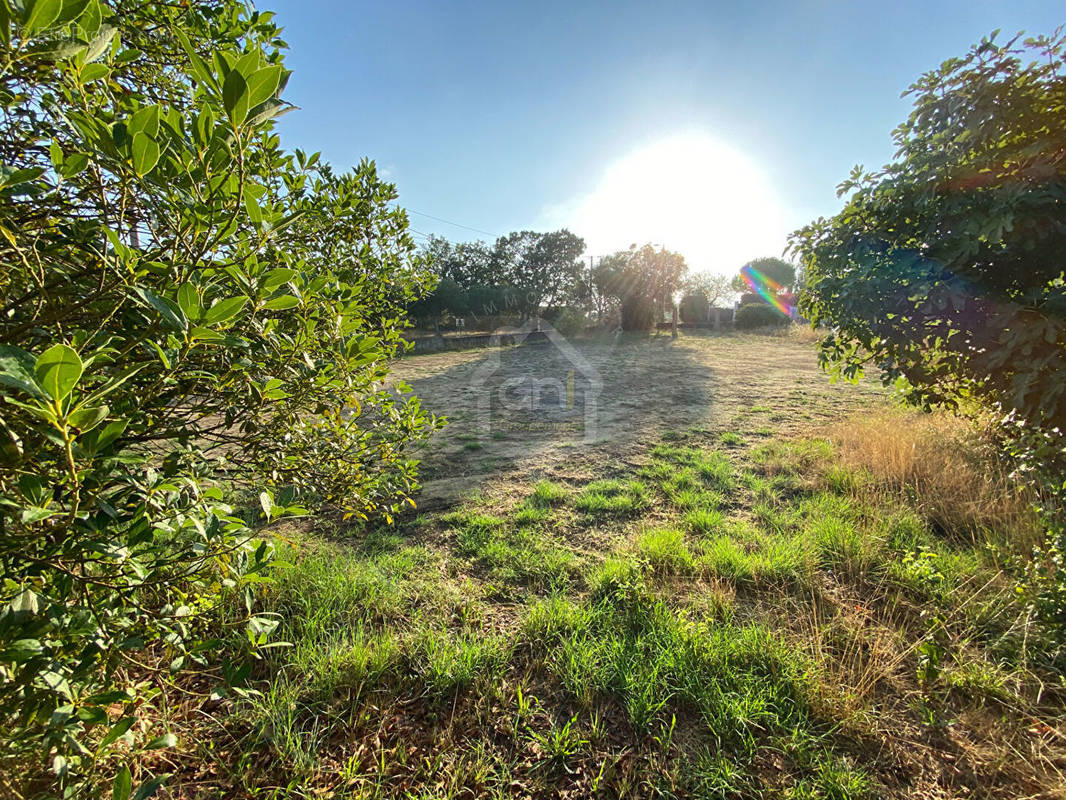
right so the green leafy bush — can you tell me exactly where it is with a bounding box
[790,31,1066,439]
[0,0,437,791]
[551,307,588,337]
[735,303,789,329]
[790,31,1066,638]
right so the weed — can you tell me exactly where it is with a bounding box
[589,555,647,603]
[808,515,880,579]
[513,684,538,737]
[444,509,574,590]
[514,504,551,526]
[528,714,589,769]
[826,410,1041,550]
[444,511,506,558]
[535,594,812,751]
[529,479,570,507]
[523,594,591,644]
[635,527,695,574]
[413,628,510,698]
[688,747,753,797]
[686,508,726,536]
[651,444,735,491]
[575,479,650,516]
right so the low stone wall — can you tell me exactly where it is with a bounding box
[406,330,550,354]
[654,309,735,331]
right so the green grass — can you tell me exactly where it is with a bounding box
[808,514,880,578]
[574,479,650,516]
[525,588,818,751]
[686,508,726,536]
[413,628,511,698]
[635,527,695,574]
[442,508,575,590]
[719,431,744,448]
[186,402,1056,800]
[514,504,551,525]
[529,479,569,507]
[512,480,570,526]
[694,533,811,585]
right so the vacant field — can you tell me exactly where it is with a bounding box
[160,331,1064,799]
[393,330,886,508]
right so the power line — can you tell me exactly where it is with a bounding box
[400,208,498,239]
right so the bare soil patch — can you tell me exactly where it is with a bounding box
[392,330,887,508]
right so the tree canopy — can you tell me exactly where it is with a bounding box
[730,257,797,297]
[414,229,585,325]
[679,272,732,323]
[495,229,586,318]
[422,235,495,288]
[790,31,1066,453]
[598,245,688,330]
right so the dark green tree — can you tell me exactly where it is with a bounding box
[790,31,1066,440]
[789,31,1066,631]
[423,234,494,288]
[731,257,797,296]
[599,245,688,331]
[467,284,517,318]
[680,272,732,322]
[409,277,468,329]
[492,229,586,319]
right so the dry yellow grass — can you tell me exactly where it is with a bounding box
[772,323,824,344]
[825,409,1042,552]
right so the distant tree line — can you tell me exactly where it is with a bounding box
[410,230,585,328]
[412,235,720,332]
[413,234,805,334]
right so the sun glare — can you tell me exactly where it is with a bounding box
[563,132,788,274]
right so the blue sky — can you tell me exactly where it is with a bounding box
[268,0,1064,274]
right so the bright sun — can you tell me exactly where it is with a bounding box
[560,132,788,275]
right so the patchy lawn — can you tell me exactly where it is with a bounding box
[159,331,1064,799]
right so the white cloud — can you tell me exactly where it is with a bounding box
[540,131,790,275]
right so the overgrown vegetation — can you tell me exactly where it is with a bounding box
[132,403,1064,798]
[791,30,1066,638]
[735,302,789,329]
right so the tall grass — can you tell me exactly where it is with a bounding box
[826,411,1041,551]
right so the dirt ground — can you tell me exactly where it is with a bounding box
[391,329,888,509]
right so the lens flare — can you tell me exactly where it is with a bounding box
[740,264,793,316]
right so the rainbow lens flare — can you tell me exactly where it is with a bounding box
[740,264,794,316]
